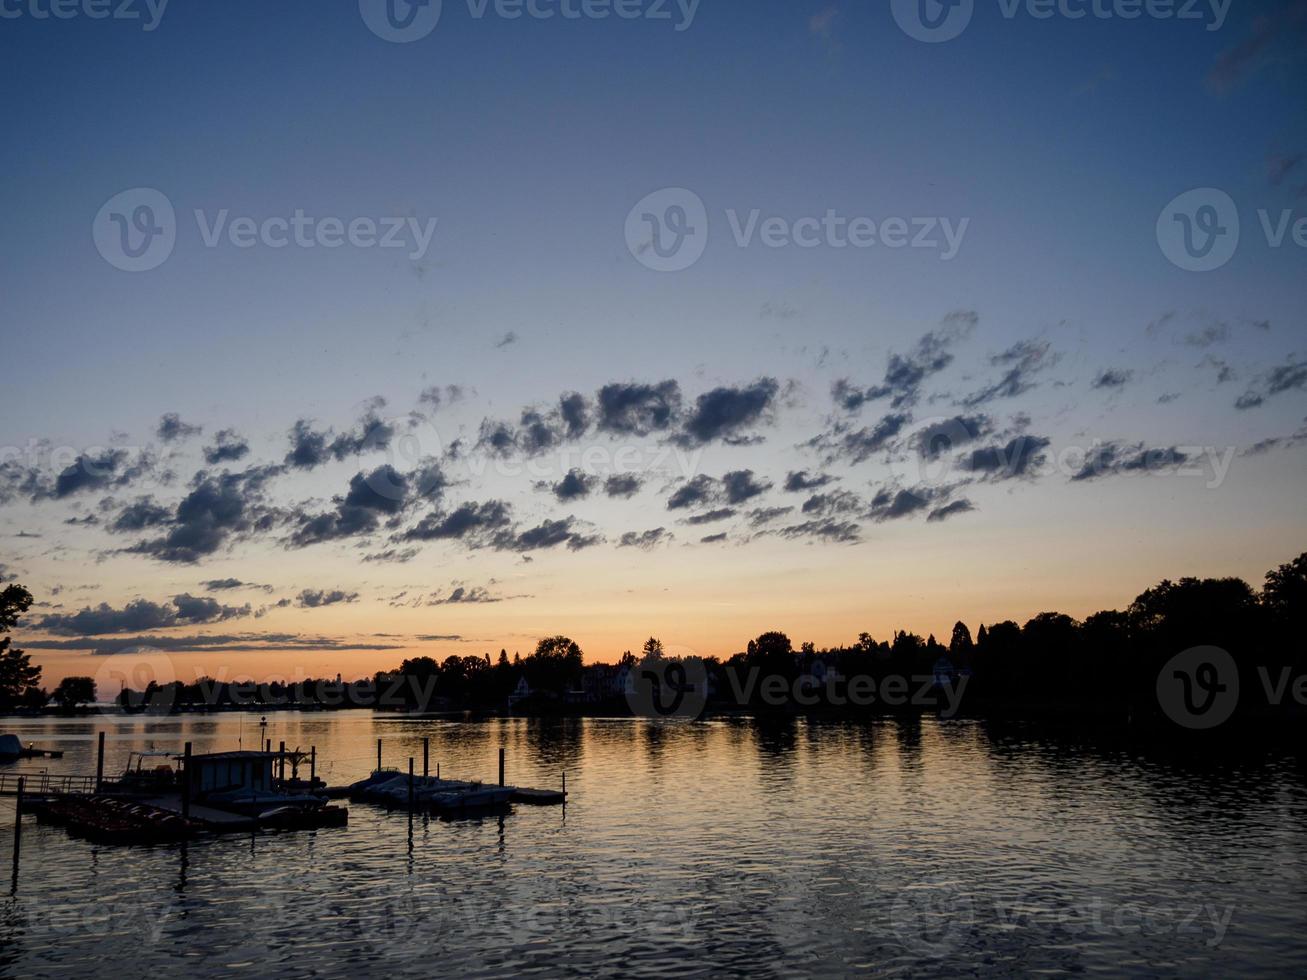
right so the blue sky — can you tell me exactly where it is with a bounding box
[1,0,1304,684]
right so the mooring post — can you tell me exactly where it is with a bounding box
[498,747,505,787]
[181,742,192,821]
[376,738,382,774]
[408,757,415,810]
[422,737,429,779]
[310,746,316,785]
[95,731,105,793]
[436,762,440,780]
[562,771,567,797]
[12,776,24,888]
[278,741,286,783]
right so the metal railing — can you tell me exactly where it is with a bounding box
[0,772,97,796]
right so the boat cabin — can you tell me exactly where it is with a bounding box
[186,751,276,798]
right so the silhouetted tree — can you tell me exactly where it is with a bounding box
[0,583,41,711]
[50,676,96,711]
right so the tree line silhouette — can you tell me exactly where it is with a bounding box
[3,549,1305,727]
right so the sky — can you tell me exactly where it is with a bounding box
[1,0,1305,690]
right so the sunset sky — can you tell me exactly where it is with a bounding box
[2,0,1305,689]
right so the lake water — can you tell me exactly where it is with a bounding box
[0,712,1304,977]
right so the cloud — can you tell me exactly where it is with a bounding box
[402,499,513,544]
[202,578,271,592]
[362,547,419,564]
[677,378,780,446]
[700,532,728,544]
[494,332,518,349]
[961,340,1058,406]
[812,413,912,464]
[289,465,410,548]
[33,449,157,501]
[157,413,202,443]
[126,466,281,564]
[783,470,834,493]
[596,381,682,436]
[427,584,507,605]
[476,419,518,457]
[494,517,602,552]
[774,518,860,543]
[801,490,862,516]
[1071,443,1190,481]
[295,589,359,608]
[549,469,594,502]
[618,528,671,549]
[417,384,465,412]
[284,401,394,469]
[959,435,1051,480]
[667,475,718,510]
[685,507,736,526]
[867,486,939,522]
[203,429,250,465]
[835,312,976,410]
[721,469,772,504]
[39,594,253,636]
[914,414,992,459]
[604,474,643,498]
[559,392,590,438]
[927,499,975,522]
[102,495,170,533]
[1092,368,1133,390]
[746,506,793,527]
[1243,417,1307,456]
[23,632,403,654]
[1236,356,1307,410]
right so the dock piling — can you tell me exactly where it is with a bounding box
[376,738,382,774]
[408,758,415,811]
[422,738,429,778]
[181,742,192,821]
[310,746,316,785]
[95,731,105,793]
[11,776,24,889]
[498,747,505,787]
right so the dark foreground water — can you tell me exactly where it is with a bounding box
[0,713,1304,977]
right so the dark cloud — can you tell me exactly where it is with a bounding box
[596,381,682,436]
[604,474,643,498]
[417,384,465,412]
[402,500,513,543]
[927,499,975,523]
[157,413,202,443]
[295,589,359,608]
[1243,418,1307,457]
[23,632,403,654]
[685,507,736,526]
[476,419,518,457]
[783,470,834,493]
[915,414,991,459]
[362,547,419,564]
[1071,443,1190,481]
[775,519,861,543]
[285,419,332,469]
[813,413,912,465]
[1236,356,1307,410]
[667,475,718,510]
[40,449,155,501]
[961,340,1058,406]
[721,469,772,504]
[495,332,518,349]
[551,469,594,502]
[203,429,250,465]
[202,578,271,592]
[39,594,253,636]
[559,392,590,439]
[617,528,671,550]
[290,465,409,548]
[427,584,503,605]
[494,517,601,552]
[746,506,794,527]
[801,490,862,516]
[867,486,939,522]
[678,378,780,446]
[1092,368,1133,390]
[836,312,976,410]
[284,402,394,469]
[700,532,728,544]
[960,436,1051,480]
[127,466,280,564]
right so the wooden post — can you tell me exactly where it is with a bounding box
[436,762,440,780]
[422,738,429,779]
[562,771,567,797]
[376,738,382,773]
[498,747,505,787]
[408,758,415,810]
[11,777,24,888]
[266,739,271,753]
[95,731,105,793]
[278,741,286,783]
[310,746,316,785]
[181,742,192,820]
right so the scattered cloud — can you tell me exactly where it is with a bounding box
[157,413,202,443]
[38,594,253,636]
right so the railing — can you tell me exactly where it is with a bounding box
[0,772,97,796]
